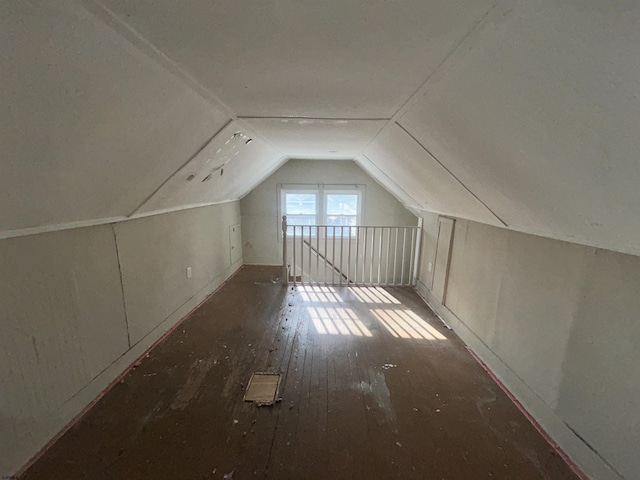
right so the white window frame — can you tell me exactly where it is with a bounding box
[280,185,319,237]
[323,189,362,237]
[278,184,365,239]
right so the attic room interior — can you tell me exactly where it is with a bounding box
[2,1,640,479]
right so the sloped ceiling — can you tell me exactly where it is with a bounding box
[3,0,640,256]
[242,119,387,159]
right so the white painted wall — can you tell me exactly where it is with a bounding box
[359,125,504,227]
[397,1,640,257]
[240,159,417,266]
[0,203,242,477]
[114,204,242,345]
[0,1,231,234]
[4,2,640,477]
[416,212,640,480]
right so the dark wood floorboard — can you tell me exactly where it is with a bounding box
[21,266,578,480]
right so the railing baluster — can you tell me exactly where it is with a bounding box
[362,227,368,285]
[323,226,327,286]
[385,227,391,285]
[308,226,312,284]
[299,227,303,285]
[407,228,416,285]
[348,226,352,285]
[408,228,412,285]
[377,227,383,286]
[355,227,360,285]
[332,225,336,285]
[339,226,344,286]
[400,227,407,285]
[292,225,296,285]
[393,228,399,286]
[285,223,419,287]
[315,227,320,284]
[369,227,376,285]
[282,216,288,285]
[413,219,423,287]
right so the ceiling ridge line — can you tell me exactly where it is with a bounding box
[238,116,391,122]
[355,0,513,159]
[395,123,508,228]
[388,0,508,126]
[78,0,238,120]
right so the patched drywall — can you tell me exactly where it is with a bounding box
[416,213,640,480]
[0,203,242,477]
[132,121,285,216]
[240,159,417,265]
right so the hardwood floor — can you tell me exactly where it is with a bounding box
[21,265,578,479]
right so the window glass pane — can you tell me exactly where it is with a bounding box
[326,215,357,226]
[326,194,358,216]
[285,193,316,217]
[326,193,359,237]
[284,192,317,235]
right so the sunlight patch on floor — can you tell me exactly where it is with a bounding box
[307,306,373,337]
[350,286,401,305]
[371,309,445,340]
[298,285,343,303]
[298,285,444,340]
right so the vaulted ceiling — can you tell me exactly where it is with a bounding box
[3,0,640,255]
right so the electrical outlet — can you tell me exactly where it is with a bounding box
[428,262,433,272]
[186,266,192,279]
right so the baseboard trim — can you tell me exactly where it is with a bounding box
[13,261,243,477]
[413,279,615,480]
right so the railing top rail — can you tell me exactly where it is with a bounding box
[283,215,422,287]
[287,224,419,229]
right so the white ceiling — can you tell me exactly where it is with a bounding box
[100,0,493,118]
[3,0,640,256]
[242,118,386,159]
[362,125,504,227]
[0,1,229,232]
[135,121,285,215]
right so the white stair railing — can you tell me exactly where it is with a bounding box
[282,216,422,286]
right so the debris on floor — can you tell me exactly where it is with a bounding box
[382,363,397,369]
[243,372,282,406]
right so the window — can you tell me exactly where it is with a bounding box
[283,190,317,236]
[325,192,359,226]
[280,184,363,237]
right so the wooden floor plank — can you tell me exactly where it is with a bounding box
[20,266,579,480]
